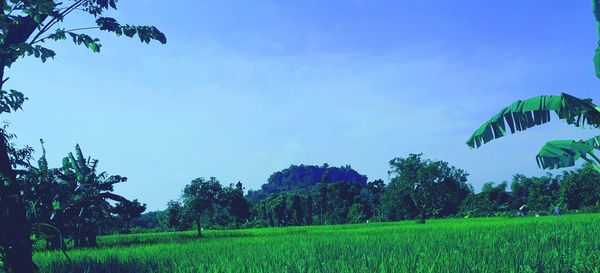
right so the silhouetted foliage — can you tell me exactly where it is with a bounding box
[113,199,147,234]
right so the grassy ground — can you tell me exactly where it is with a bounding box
[34,214,600,273]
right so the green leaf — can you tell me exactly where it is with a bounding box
[123,26,136,38]
[87,42,99,53]
[466,93,600,148]
[536,135,600,170]
[52,200,61,210]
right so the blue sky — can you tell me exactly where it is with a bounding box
[3,1,600,210]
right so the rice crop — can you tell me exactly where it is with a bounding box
[34,214,600,273]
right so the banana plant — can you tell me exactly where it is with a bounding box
[20,140,65,250]
[466,93,600,172]
[57,144,128,247]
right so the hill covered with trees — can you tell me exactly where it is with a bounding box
[247,164,368,202]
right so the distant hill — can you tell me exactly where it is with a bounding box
[247,164,368,201]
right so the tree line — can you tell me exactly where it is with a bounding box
[133,153,600,233]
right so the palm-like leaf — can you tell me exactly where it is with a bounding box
[98,192,128,203]
[466,93,600,148]
[536,136,600,170]
[594,0,600,78]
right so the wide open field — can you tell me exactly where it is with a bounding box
[35,214,600,273]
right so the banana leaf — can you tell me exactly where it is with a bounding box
[594,0,600,78]
[466,93,600,148]
[536,136,600,170]
[99,192,128,203]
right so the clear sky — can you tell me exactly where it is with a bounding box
[3,1,600,210]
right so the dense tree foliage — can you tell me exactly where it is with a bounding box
[386,154,472,223]
[251,181,370,226]
[130,210,162,231]
[179,178,252,237]
[182,177,223,238]
[510,174,560,213]
[248,164,368,202]
[460,182,511,217]
[113,199,147,234]
[162,200,189,231]
[559,164,600,210]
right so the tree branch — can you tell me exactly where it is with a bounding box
[29,0,86,44]
[36,26,100,43]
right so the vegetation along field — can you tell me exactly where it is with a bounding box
[34,214,600,273]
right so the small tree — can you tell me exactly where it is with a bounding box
[182,177,223,238]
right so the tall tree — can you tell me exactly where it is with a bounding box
[182,177,223,238]
[0,1,165,271]
[387,154,471,223]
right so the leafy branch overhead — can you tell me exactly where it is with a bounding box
[0,0,167,113]
[0,0,167,63]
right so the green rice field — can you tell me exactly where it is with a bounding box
[34,214,600,273]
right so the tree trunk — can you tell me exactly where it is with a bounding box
[416,214,426,224]
[88,227,97,248]
[196,218,202,238]
[74,227,84,248]
[88,233,98,247]
[47,235,61,251]
[320,207,323,225]
[0,133,33,273]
